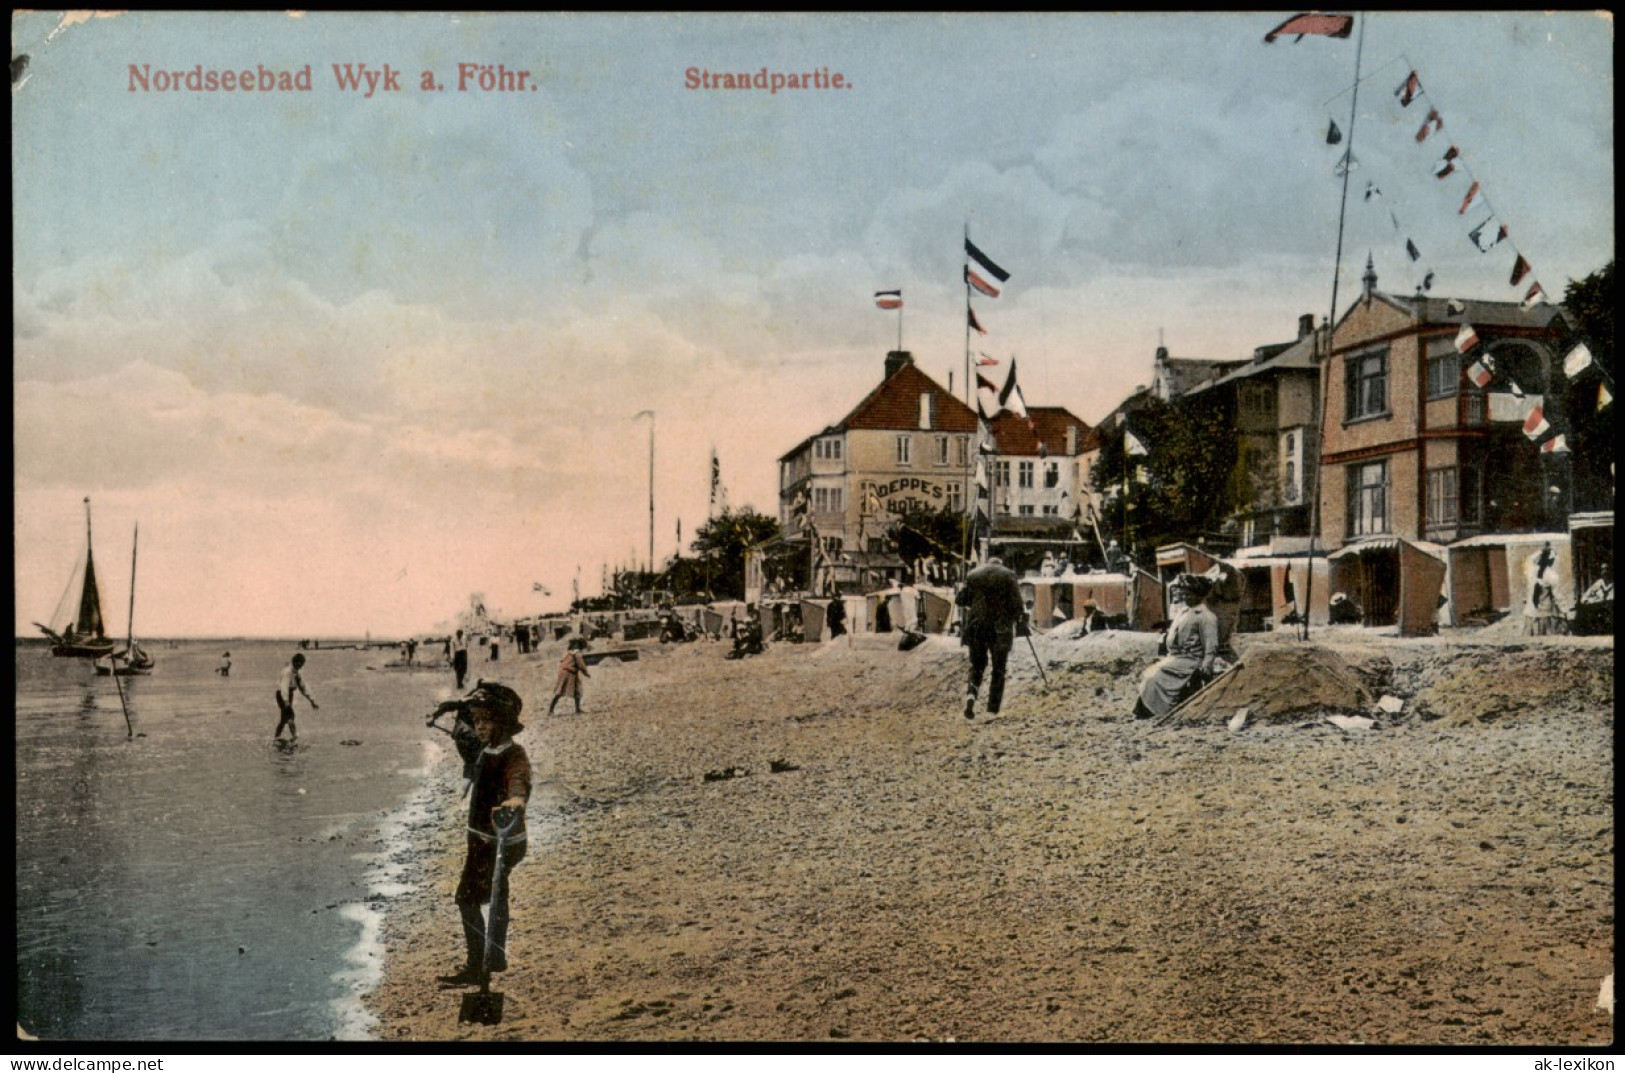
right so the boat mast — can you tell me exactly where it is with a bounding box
[126,523,139,653]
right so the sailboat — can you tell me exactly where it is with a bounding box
[96,522,154,677]
[34,497,117,659]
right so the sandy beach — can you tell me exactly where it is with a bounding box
[363,627,1613,1045]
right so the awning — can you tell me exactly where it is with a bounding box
[1570,511,1614,532]
[1328,537,1446,562]
[1447,531,1568,550]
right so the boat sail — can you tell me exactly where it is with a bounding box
[34,497,116,659]
[97,522,155,677]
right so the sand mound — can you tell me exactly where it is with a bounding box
[1169,645,1371,725]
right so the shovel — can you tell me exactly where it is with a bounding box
[459,806,523,1025]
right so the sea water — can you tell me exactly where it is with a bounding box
[14,640,461,1042]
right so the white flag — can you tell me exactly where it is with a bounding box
[1563,343,1596,379]
[1125,430,1149,457]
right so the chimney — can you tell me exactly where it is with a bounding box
[884,349,914,379]
[1298,313,1315,339]
[1065,425,1078,455]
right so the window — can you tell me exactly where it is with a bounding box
[1345,348,1389,421]
[1044,462,1060,488]
[1426,467,1458,526]
[1347,460,1389,536]
[955,436,969,466]
[1284,460,1298,504]
[935,435,950,465]
[1465,388,1486,426]
[1240,382,1274,421]
[1018,505,1036,516]
[1018,461,1035,489]
[821,535,843,555]
[995,460,1011,487]
[948,482,964,512]
[896,435,912,465]
[1042,504,1060,516]
[814,437,843,461]
[1427,352,1460,399]
[813,487,844,514]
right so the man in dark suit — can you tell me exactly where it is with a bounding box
[955,555,1028,720]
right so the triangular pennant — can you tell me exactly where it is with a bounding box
[1563,343,1595,379]
[1458,181,1483,216]
[1599,383,1614,411]
[967,306,987,336]
[1333,150,1358,177]
[1539,434,1569,455]
[1326,118,1343,145]
[1510,254,1531,287]
[1395,70,1421,107]
[1406,238,1421,262]
[1432,145,1459,178]
[1520,282,1547,310]
[1363,181,1382,201]
[1416,108,1443,143]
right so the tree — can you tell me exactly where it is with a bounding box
[1562,261,1614,512]
[689,507,782,601]
[1091,394,1238,565]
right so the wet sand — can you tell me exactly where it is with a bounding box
[363,627,1614,1044]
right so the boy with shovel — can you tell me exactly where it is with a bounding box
[436,681,531,989]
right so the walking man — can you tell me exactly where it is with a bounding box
[437,681,531,987]
[956,554,1028,720]
[274,652,318,742]
[452,629,470,690]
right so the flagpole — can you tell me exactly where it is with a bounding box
[962,224,976,571]
[1303,12,1366,642]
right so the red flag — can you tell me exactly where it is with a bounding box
[1458,181,1484,217]
[1395,70,1421,106]
[1467,357,1494,389]
[965,265,1001,298]
[1522,403,1549,441]
[1416,108,1443,143]
[968,306,987,336]
[1539,434,1569,454]
[874,289,902,310]
[974,352,999,367]
[1263,12,1354,42]
[1432,146,1459,178]
[1454,322,1480,355]
[1520,282,1546,310]
[1510,254,1531,287]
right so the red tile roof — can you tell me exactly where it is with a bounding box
[989,407,1097,456]
[840,360,979,433]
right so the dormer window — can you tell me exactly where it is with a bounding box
[919,392,933,430]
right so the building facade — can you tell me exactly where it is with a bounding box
[778,350,979,560]
[1319,268,1571,551]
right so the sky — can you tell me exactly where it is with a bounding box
[12,11,1614,638]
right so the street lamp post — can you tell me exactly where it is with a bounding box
[634,410,656,574]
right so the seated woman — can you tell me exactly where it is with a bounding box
[1133,574,1218,720]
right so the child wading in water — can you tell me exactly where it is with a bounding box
[549,638,590,714]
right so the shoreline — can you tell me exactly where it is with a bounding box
[362,631,1614,1044]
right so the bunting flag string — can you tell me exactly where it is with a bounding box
[1348,151,1436,294]
[967,306,987,336]
[1391,52,1554,309]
